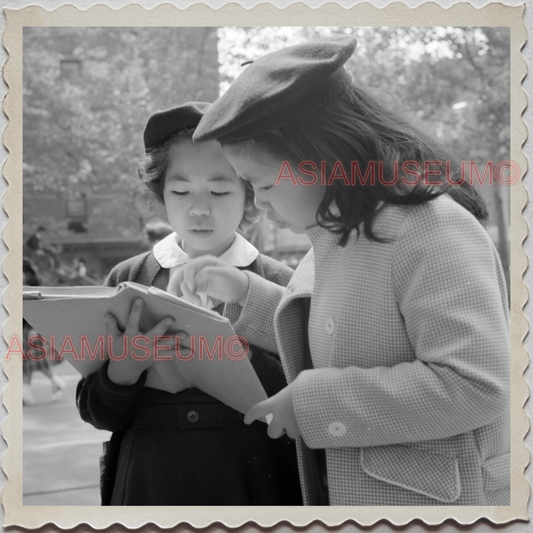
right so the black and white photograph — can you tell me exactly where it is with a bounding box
[1,1,529,530]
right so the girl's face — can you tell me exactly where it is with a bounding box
[223,144,326,234]
[163,139,246,258]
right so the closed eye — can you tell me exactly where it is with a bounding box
[171,191,189,196]
[259,185,273,191]
[211,191,231,196]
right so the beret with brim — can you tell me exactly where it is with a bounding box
[144,101,211,152]
[193,35,357,144]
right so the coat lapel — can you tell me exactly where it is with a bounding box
[274,250,314,382]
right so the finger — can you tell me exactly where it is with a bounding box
[285,426,299,440]
[180,280,204,306]
[160,331,192,351]
[244,398,273,425]
[174,331,191,349]
[194,267,219,295]
[193,274,209,296]
[147,316,175,338]
[267,420,287,439]
[182,264,198,296]
[167,267,185,296]
[174,344,193,359]
[104,313,121,337]
[125,298,144,334]
[183,256,224,294]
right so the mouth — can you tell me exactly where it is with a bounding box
[189,229,213,237]
[266,214,287,229]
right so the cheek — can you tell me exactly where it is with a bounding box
[233,189,248,212]
[163,190,174,204]
[164,196,184,218]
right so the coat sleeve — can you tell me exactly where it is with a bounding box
[75,262,146,431]
[231,271,286,354]
[76,360,147,431]
[227,257,294,396]
[293,202,510,449]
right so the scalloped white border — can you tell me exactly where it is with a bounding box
[1,1,529,529]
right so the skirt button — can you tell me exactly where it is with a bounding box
[186,410,199,423]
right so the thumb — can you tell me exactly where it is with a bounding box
[244,397,273,425]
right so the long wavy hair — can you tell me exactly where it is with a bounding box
[225,78,488,245]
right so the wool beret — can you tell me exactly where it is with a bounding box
[193,35,357,144]
[143,101,211,151]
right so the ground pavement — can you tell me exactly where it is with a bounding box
[23,362,111,505]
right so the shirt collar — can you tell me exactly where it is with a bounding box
[153,232,259,268]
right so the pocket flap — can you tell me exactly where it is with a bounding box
[361,446,461,503]
[482,453,510,493]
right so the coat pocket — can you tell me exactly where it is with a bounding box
[482,453,510,493]
[361,445,461,503]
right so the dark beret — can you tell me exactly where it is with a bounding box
[143,101,211,152]
[193,35,357,144]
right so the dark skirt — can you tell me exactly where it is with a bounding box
[110,387,302,506]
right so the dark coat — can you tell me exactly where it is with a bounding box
[76,251,302,505]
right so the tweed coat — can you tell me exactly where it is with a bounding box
[229,195,510,506]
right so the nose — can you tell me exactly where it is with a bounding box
[188,195,211,216]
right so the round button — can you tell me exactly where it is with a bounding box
[328,422,346,437]
[325,317,335,335]
[186,410,199,423]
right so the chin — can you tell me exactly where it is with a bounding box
[290,226,306,234]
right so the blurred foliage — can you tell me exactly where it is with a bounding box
[218,27,511,281]
[218,26,510,165]
[23,27,219,237]
[24,26,510,260]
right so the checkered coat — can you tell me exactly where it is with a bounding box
[229,195,510,506]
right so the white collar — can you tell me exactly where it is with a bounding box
[153,232,259,269]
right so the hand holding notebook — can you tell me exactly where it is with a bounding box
[103,297,187,387]
[23,282,268,414]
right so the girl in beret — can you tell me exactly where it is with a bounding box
[76,102,302,506]
[177,36,510,506]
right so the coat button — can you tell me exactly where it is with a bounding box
[325,317,335,335]
[186,410,199,423]
[328,422,346,437]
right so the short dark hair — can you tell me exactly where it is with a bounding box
[225,78,488,245]
[138,130,260,230]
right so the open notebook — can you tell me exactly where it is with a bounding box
[23,282,268,414]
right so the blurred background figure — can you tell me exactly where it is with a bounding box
[22,258,66,406]
[24,225,60,284]
[25,225,47,253]
[143,219,173,250]
[72,257,88,277]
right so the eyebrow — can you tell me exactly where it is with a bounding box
[166,175,237,184]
